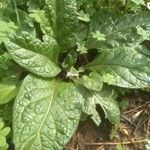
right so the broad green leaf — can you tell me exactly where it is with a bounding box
[81,72,103,91]
[82,86,120,125]
[13,75,85,150]
[44,0,78,49]
[87,10,150,49]
[5,39,61,78]
[7,33,61,63]
[87,47,150,88]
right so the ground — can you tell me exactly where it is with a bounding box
[65,90,150,150]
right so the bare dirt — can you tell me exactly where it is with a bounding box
[65,91,150,150]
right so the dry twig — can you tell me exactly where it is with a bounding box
[85,139,146,146]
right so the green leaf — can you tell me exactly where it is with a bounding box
[0,120,10,148]
[13,75,85,150]
[27,0,44,10]
[82,92,101,125]
[62,51,77,69]
[0,122,4,130]
[7,33,61,63]
[88,10,150,49]
[0,127,10,137]
[29,9,45,23]
[0,136,6,147]
[77,10,90,22]
[0,101,14,122]
[0,80,19,105]
[0,21,17,43]
[130,0,145,5]
[13,0,29,5]
[44,0,78,49]
[0,54,21,104]
[0,7,35,35]
[5,39,61,78]
[87,47,150,88]
[81,72,103,91]
[136,26,150,40]
[91,31,106,41]
[0,52,13,79]
[82,86,120,125]
[76,41,88,54]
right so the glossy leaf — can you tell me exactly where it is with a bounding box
[44,0,78,49]
[13,75,85,150]
[88,10,150,49]
[7,33,61,63]
[6,40,61,78]
[87,47,150,88]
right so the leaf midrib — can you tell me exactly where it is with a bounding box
[105,14,150,37]
[87,64,150,74]
[37,80,56,147]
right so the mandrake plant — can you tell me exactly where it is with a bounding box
[0,0,150,149]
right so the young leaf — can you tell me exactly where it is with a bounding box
[0,21,17,43]
[5,40,61,78]
[44,0,78,49]
[13,75,85,150]
[0,80,19,105]
[27,0,44,10]
[0,136,6,147]
[0,53,22,104]
[76,41,88,54]
[81,72,103,91]
[82,91,101,125]
[0,119,10,148]
[87,47,150,88]
[130,0,145,5]
[82,86,120,125]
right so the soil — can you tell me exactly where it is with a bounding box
[65,91,150,150]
